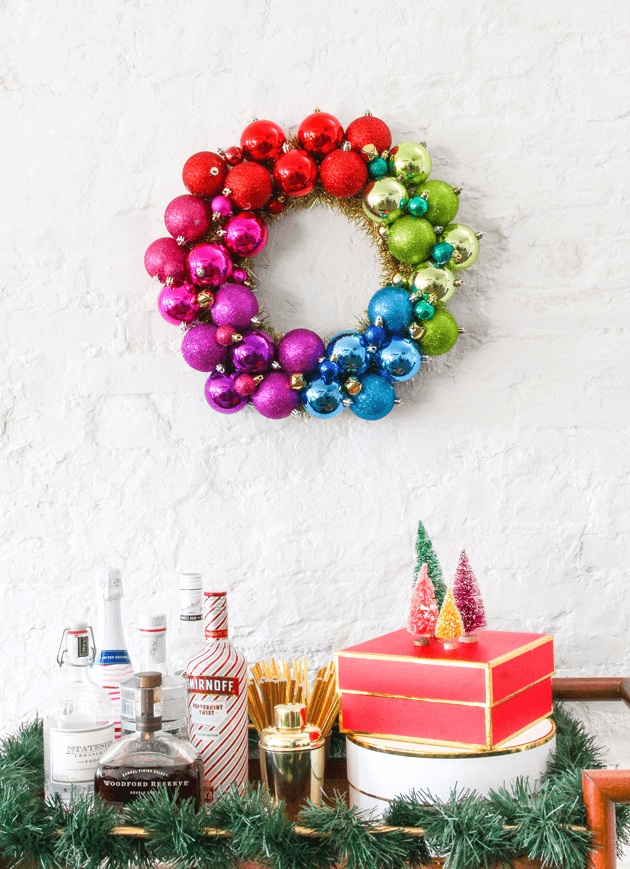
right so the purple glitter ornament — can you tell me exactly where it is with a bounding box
[164,194,212,243]
[187,243,233,287]
[223,211,268,257]
[230,329,275,374]
[211,283,258,330]
[211,195,233,218]
[181,323,228,372]
[277,328,325,374]
[205,372,248,414]
[252,372,298,419]
[144,237,189,284]
[232,268,248,284]
[157,282,200,325]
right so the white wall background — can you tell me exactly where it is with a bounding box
[2,0,630,823]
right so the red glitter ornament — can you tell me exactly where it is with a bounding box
[267,197,286,215]
[241,120,286,162]
[234,373,258,397]
[216,325,241,346]
[298,112,344,157]
[225,162,273,210]
[345,115,392,158]
[319,149,368,198]
[224,146,243,166]
[273,150,318,197]
[182,152,227,198]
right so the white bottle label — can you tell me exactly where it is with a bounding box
[189,696,229,730]
[50,723,115,783]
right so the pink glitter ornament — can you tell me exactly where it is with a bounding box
[216,325,241,346]
[205,371,248,414]
[211,284,258,330]
[187,243,233,287]
[251,372,298,419]
[157,282,200,325]
[230,329,275,374]
[453,549,486,634]
[181,323,228,371]
[164,195,212,243]
[407,563,439,638]
[211,195,234,218]
[232,268,248,284]
[234,373,258,397]
[144,237,189,285]
[277,328,325,374]
[223,212,268,258]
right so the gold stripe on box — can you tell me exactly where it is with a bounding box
[485,705,493,749]
[338,689,487,707]
[492,671,554,707]
[348,781,390,803]
[493,712,555,748]
[487,635,553,668]
[336,651,487,669]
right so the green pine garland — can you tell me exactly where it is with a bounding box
[1,706,628,869]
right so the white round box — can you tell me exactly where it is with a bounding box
[347,718,556,818]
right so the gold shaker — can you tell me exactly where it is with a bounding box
[259,703,325,821]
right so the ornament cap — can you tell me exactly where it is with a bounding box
[364,109,373,116]
[453,186,463,195]
[475,231,484,240]
[454,280,464,288]
[342,140,352,151]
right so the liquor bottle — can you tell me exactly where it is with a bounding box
[170,573,205,677]
[120,613,187,738]
[95,672,204,809]
[92,566,134,738]
[186,592,248,803]
[44,621,115,805]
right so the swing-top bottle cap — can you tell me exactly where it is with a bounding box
[68,620,88,633]
[98,566,123,600]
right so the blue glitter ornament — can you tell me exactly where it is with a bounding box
[301,377,345,418]
[431,242,454,266]
[349,373,396,420]
[376,336,423,382]
[364,324,387,349]
[408,196,429,217]
[368,287,413,333]
[367,157,389,180]
[414,299,435,320]
[319,358,339,385]
[326,331,370,376]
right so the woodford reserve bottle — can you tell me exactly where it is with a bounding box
[186,592,248,802]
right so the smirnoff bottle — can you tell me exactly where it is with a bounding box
[170,573,205,677]
[186,592,248,803]
[92,567,134,738]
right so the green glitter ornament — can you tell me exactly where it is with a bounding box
[420,308,459,355]
[388,141,432,186]
[415,180,460,226]
[386,216,435,265]
[439,224,480,270]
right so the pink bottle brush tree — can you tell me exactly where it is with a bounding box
[452,549,486,643]
[407,563,439,646]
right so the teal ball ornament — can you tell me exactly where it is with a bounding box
[408,196,429,217]
[439,224,480,270]
[301,377,345,418]
[368,287,413,333]
[326,331,370,376]
[376,336,423,382]
[420,309,459,355]
[367,157,389,180]
[350,374,396,420]
[410,263,456,303]
[415,180,459,226]
[362,177,408,224]
[388,142,432,186]
[387,216,435,265]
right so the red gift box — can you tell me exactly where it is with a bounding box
[336,629,554,750]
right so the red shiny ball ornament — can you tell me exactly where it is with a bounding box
[224,146,244,166]
[241,120,286,162]
[273,150,318,197]
[234,373,258,397]
[216,325,241,346]
[225,162,273,210]
[319,150,368,198]
[267,197,286,215]
[182,152,228,197]
[345,115,392,158]
[297,112,344,157]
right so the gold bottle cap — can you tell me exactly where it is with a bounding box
[260,704,325,752]
[274,703,306,731]
[135,671,162,689]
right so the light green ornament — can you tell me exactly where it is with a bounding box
[362,178,408,224]
[415,180,459,226]
[439,224,480,270]
[419,309,459,355]
[410,262,458,304]
[388,142,432,186]
[387,216,435,265]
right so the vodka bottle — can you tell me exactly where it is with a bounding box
[170,573,205,677]
[44,621,115,805]
[92,566,134,738]
[186,592,248,803]
[120,614,187,738]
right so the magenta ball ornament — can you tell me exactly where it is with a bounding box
[223,212,268,258]
[164,195,212,243]
[277,328,325,374]
[157,282,200,325]
[232,268,248,284]
[211,195,233,218]
[187,243,233,287]
[211,283,258,330]
[144,237,188,285]
[230,329,275,374]
[204,371,248,414]
[181,323,228,371]
[251,372,299,419]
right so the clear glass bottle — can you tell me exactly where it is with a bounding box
[95,672,204,808]
[186,591,248,803]
[44,620,115,806]
[92,566,134,739]
[120,613,187,738]
[170,573,205,677]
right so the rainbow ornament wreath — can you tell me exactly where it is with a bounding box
[144,111,483,422]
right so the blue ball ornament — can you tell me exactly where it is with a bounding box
[301,377,345,418]
[350,374,396,421]
[319,358,339,385]
[368,287,413,333]
[376,336,423,382]
[364,324,387,349]
[326,331,370,376]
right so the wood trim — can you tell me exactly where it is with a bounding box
[582,769,630,869]
[552,677,630,707]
